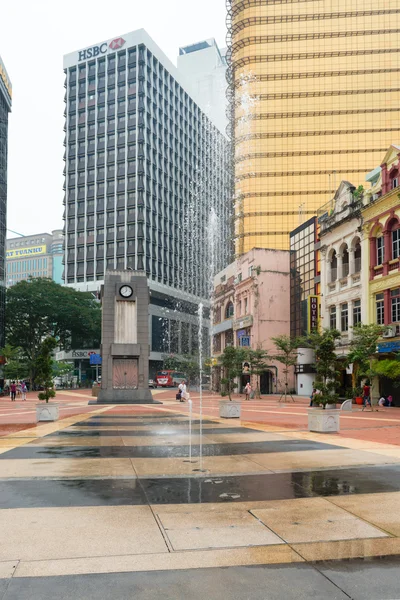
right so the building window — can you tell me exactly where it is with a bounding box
[213,334,221,353]
[377,235,384,265]
[392,229,400,260]
[330,250,337,282]
[244,297,248,315]
[341,303,348,332]
[391,288,400,322]
[214,306,221,323]
[329,306,336,330]
[353,299,361,326]
[354,242,361,273]
[225,301,234,319]
[376,293,384,325]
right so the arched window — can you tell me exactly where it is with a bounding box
[376,232,384,265]
[225,301,234,319]
[387,218,400,260]
[341,245,349,277]
[354,241,361,273]
[330,250,337,282]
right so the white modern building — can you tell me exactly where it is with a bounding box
[177,39,227,134]
[63,29,231,374]
[319,181,365,357]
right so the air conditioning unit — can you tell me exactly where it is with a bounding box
[383,326,396,338]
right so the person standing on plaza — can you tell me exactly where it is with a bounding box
[10,381,16,402]
[244,382,252,401]
[179,380,188,402]
[21,381,27,401]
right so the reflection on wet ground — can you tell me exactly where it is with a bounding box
[0,439,344,459]
[0,406,400,588]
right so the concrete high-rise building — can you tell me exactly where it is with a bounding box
[177,39,227,133]
[0,55,12,350]
[6,230,64,287]
[227,0,400,254]
[63,29,231,372]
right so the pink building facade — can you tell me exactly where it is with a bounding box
[212,248,294,394]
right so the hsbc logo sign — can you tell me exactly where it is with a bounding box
[78,37,126,62]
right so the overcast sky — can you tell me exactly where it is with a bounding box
[0,0,226,238]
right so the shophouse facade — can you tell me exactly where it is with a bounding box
[318,181,365,392]
[362,145,400,400]
[211,248,293,394]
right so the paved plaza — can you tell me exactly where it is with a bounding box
[0,390,399,598]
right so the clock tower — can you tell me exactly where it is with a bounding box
[95,270,160,404]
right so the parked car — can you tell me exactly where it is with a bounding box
[148,378,157,389]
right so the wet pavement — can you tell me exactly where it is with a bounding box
[0,398,400,598]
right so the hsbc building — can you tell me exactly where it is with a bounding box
[63,30,231,371]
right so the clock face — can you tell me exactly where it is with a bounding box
[120,285,133,298]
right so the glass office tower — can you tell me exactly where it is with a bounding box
[63,30,230,299]
[0,56,12,352]
[63,30,231,372]
[226,0,400,253]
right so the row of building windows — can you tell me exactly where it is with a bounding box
[375,289,400,325]
[329,300,361,331]
[7,258,48,273]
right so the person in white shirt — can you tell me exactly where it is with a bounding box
[178,381,187,402]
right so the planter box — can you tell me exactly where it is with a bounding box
[36,403,59,422]
[308,408,340,433]
[219,400,241,418]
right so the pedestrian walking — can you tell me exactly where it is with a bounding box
[244,382,252,401]
[362,382,373,411]
[310,387,316,407]
[10,381,17,402]
[21,381,27,401]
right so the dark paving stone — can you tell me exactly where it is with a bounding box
[86,414,185,419]
[0,479,146,509]
[141,473,310,504]
[1,440,342,459]
[1,564,350,600]
[72,419,217,427]
[292,465,400,496]
[53,427,260,437]
[320,556,400,600]
[0,579,9,600]
[1,466,399,508]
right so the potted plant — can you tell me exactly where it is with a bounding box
[302,329,341,433]
[352,386,363,405]
[218,345,246,418]
[35,337,59,422]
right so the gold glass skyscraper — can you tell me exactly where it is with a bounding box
[227,0,400,253]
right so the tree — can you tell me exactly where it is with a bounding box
[372,353,400,385]
[5,278,101,383]
[271,335,299,402]
[162,354,183,372]
[245,346,269,399]
[0,344,30,381]
[347,323,384,389]
[304,329,341,408]
[219,346,246,400]
[35,337,58,403]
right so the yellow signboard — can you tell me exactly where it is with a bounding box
[0,59,12,99]
[307,295,319,333]
[6,245,46,259]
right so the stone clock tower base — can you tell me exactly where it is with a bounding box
[92,270,162,405]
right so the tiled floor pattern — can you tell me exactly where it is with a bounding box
[0,405,400,581]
